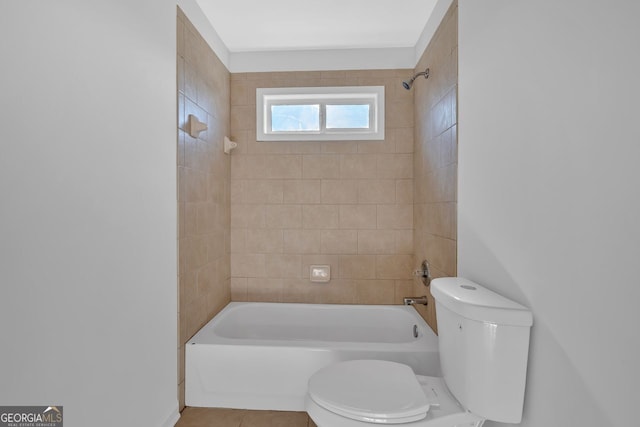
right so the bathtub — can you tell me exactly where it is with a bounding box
[185,302,440,411]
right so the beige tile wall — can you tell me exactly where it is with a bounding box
[412,1,458,332]
[229,70,415,305]
[177,7,231,410]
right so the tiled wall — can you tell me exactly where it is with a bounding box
[229,70,415,304]
[177,7,231,410]
[412,1,458,332]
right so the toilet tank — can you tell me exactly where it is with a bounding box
[431,278,533,424]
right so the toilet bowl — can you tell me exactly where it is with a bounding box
[305,278,533,427]
[306,360,483,427]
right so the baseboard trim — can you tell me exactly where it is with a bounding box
[160,404,180,427]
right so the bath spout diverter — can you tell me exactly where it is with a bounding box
[403,296,428,306]
[414,259,431,287]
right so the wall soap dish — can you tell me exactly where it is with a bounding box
[224,136,238,154]
[187,114,207,138]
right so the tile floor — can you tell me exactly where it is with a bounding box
[176,407,317,427]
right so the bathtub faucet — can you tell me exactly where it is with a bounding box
[403,296,428,306]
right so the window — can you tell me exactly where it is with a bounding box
[257,86,385,141]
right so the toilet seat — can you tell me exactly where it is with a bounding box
[308,360,430,424]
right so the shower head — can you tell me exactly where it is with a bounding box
[402,68,430,90]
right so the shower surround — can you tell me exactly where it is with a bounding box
[229,69,416,306]
[411,2,458,332]
[177,7,231,411]
[177,0,458,408]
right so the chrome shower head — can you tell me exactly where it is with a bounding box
[402,68,430,90]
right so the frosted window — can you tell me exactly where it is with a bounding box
[326,104,370,129]
[271,104,320,131]
[256,86,384,141]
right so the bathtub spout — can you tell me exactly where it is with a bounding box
[403,296,428,306]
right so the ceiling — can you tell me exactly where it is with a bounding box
[195,0,439,52]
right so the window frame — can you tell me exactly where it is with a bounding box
[256,86,385,141]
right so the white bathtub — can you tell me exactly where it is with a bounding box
[185,302,440,411]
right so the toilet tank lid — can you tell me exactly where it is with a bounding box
[431,278,533,327]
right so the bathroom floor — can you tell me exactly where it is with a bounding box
[176,407,317,427]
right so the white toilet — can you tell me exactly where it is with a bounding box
[305,277,533,427]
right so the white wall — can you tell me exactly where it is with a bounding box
[178,0,416,73]
[458,1,640,426]
[0,1,178,426]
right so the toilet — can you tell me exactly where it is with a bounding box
[305,277,533,427]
